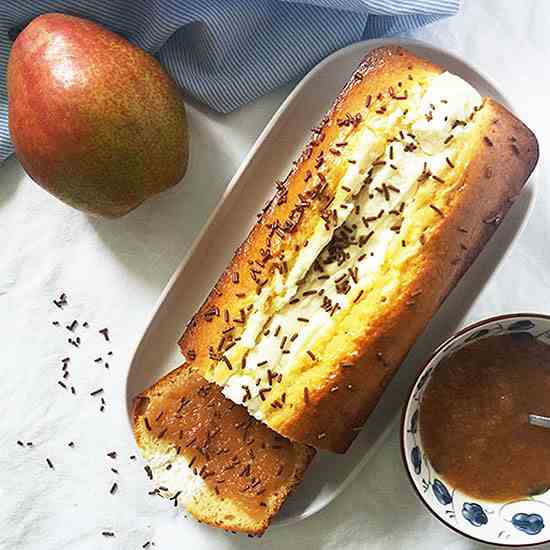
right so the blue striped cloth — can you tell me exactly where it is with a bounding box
[0,0,459,162]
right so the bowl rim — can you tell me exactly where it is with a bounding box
[400,312,550,548]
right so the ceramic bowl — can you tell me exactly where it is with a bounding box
[402,313,550,547]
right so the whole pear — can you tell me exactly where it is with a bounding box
[8,13,189,217]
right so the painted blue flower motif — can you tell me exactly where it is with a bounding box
[462,503,488,527]
[464,328,490,343]
[512,513,544,535]
[510,331,534,343]
[409,410,419,434]
[432,479,452,505]
[411,446,421,475]
[508,320,535,331]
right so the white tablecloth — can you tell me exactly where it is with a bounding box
[2,1,549,548]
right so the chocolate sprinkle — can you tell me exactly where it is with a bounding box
[429,204,445,217]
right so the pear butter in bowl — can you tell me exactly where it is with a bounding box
[402,314,550,547]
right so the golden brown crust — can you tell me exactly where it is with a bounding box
[177,46,437,366]
[270,99,539,452]
[177,46,538,452]
[132,365,315,535]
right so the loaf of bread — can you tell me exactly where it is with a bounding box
[132,365,315,536]
[178,46,539,453]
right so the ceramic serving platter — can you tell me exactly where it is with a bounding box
[125,38,537,527]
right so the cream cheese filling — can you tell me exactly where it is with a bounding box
[147,449,205,508]
[217,72,482,416]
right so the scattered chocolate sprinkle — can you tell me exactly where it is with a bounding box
[444,135,454,145]
[65,320,78,332]
[221,355,233,371]
[446,157,455,169]
[46,458,54,469]
[99,328,110,341]
[307,350,316,361]
[53,293,67,309]
[429,204,445,217]
[90,388,104,396]
[109,482,118,495]
[386,184,400,193]
[258,388,271,401]
[70,386,76,395]
[58,381,67,389]
[17,440,24,447]
[144,465,153,480]
[68,442,75,448]
[101,531,115,538]
[483,136,494,146]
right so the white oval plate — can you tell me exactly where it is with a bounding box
[125,38,537,527]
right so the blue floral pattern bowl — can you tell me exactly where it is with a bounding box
[402,313,550,547]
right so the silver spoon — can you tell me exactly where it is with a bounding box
[529,414,550,428]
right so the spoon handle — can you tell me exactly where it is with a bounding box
[528,414,550,428]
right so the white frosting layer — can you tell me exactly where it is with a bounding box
[219,72,482,416]
[147,450,204,508]
[410,72,481,154]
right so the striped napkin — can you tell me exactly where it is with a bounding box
[0,0,459,162]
